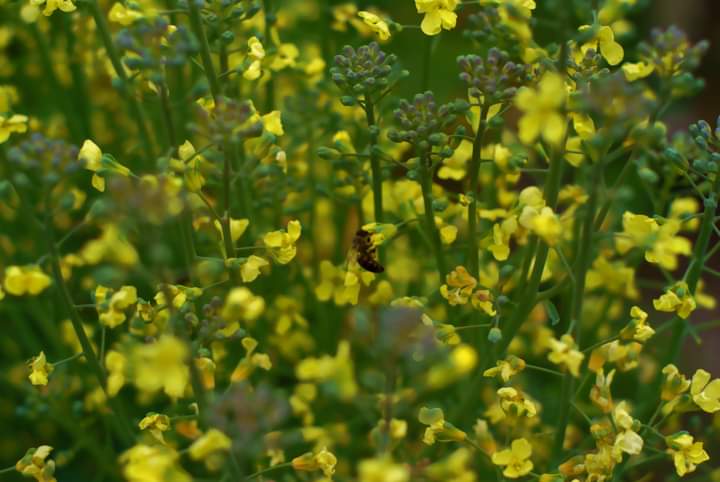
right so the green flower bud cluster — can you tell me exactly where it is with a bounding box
[191,97,263,145]
[331,43,399,104]
[388,92,468,156]
[464,8,524,60]
[457,48,530,105]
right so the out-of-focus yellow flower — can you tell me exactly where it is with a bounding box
[108,3,143,25]
[296,340,357,400]
[418,407,466,445]
[415,0,459,36]
[616,212,691,271]
[0,114,28,143]
[653,282,696,319]
[622,61,655,81]
[189,428,232,460]
[239,255,269,282]
[291,447,337,478]
[690,369,720,413]
[358,457,409,482]
[262,111,284,136]
[220,287,265,333]
[119,444,190,482]
[132,335,189,398]
[3,265,51,296]
[28,351,54,386]
[358,11,391,41]
[263,220,302,264]
[95,285,138,328]
[578,25,624,65]
[15,445,56,482]
[270,43,299,71]
[30,0,75,15]
[548,334,584,377]
[665,432,709,477]
[515,72,567,145]
[497,387,537,419]
[484,356,526,382]
[106,350,127,396]
[492,438,533,479]
[244,37,265,81]
[138,413,171,444]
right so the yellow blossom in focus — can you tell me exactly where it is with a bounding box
[415,0,459,36]
[138,412,171,444]
[28,351,53,386]
[240,255,269,282]
[690,369,720,413]
[484,355,526,382]
[619,305,655,342]
[578,25,624,65]
[653,282,696,319]
[263,220,301,264]
[492,438,533,479]
[418,407,466,445]
[666,432,709,477]
[291,447,337,478]
[15,445,56,482]
[358,11,391,41]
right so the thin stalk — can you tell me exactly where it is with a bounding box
[365,99,384,225]
[158,81,178,151]
[188,0,221,101]
[467,105,489,279]
[220,141,236,259]
[419,154,446,277]
[552,160,602,462]
[263,0,275,111]
[44,208,134,445]
[246,462,292,479]
[87,0,154,158]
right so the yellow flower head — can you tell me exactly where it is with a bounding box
[548,334,585,377]
[418,407,466,445]
[189,428,232,460]
[661,364,690,402]
[0,114,28,143]
[515,72,567,145]
[619,305,655,342]
[578,25,624,65]
[132,335,189,398]
[3,265,51,296]
[665,432,710,477]
[415,0,459,36]
[15,445,56,482]
[484,355,526,382]
[358,11,391,41]
[690,369,720,413]
[263,220,302,264]
[653,282,696,319]
[28,351,54,386]
[120,444,190,482]
[292,447,337,478]
[492,438,533,479]
[138,412,171,444]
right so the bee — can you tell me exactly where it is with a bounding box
[352,228,385,273]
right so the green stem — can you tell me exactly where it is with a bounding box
[525,363,564,377]
[220,141,236,259]
[0,467,15,474]
[365,99,384,226]
[263,0,275,111]
[552,160,602,462]
[246,462,292,479]
[467,105,489,279]
[419,154,446,277]
[188,0,221,101]
[44,208,134,445]
[87,0,154,159]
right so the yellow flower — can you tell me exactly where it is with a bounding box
[578,25,624,65]
[515,72,567,145]
[15,445,56,482]
[666,432,709,477]
[177,140,206,192]
[96,285,138,328]
[244,37,265,81]
[138,412,171,444]
[132,335,189,398]
[263,220,302,264]
[590,368,616,413]
[492,438,533,479]
[0,114,28,143]
[270,43,299,71]
[619,305,655,342]
[78,140,132,192]
[358,11,391,41]
[440,266,477,306]
[296,340,358,400]
[616,212,691,271]
[108,3,143,25]
[3,265,51,296]
[661,364,690,402]
[106,350,127,396]
[28,351,54,386]
[497,387,537,419]
[120,444,190,482]
[622,61,655,81]
[488,217,518,261]
[653,282,696,319]
[418,407,466,445]
[189,429,232,460]
[30,0,75,15]
[291,447,337,478]
[484,356,526,382]
[612,402,644,456]
[220,287,265,331]
[690,369,720,413]
[262,111,284,136]
[548,334,584,377]
[358,457,409,482]
[240,255,269,282]
[415,0,459,36]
